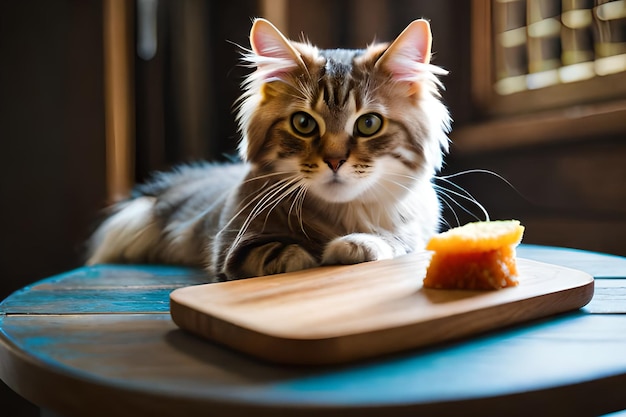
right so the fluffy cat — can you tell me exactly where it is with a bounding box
[87,18,451,280]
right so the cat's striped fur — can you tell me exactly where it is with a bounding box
[87,18,451,280]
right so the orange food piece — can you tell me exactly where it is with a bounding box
[423,220,525,290]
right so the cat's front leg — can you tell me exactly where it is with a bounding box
[223,242,319,279]
[322,233,402,265]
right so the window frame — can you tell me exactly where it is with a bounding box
[453,0,626,153]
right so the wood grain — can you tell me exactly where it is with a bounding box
[3,314,626,417]
[2,247,626,417]
[103,0,134,202]
[170,254,594,364]
[1,264,211,315]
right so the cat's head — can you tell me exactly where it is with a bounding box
[237,18,451,204]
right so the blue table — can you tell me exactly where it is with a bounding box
[1,245,626,416]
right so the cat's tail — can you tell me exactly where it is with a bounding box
[86,196,161,265]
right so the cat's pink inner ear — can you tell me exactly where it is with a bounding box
[250,18,303,66]
[376,19,432,81]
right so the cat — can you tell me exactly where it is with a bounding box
[86,18,451,280]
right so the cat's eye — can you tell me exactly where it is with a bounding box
[291,112,318,136]
[355,113,383,137]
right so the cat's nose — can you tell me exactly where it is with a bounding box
[324,158,346,173]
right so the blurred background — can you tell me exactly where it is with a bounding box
[1,0,625,415]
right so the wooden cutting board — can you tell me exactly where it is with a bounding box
[170,253,594,365]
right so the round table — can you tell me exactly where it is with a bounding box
[1,245,626,417]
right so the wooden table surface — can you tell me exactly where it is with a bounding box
[1,245,626,417]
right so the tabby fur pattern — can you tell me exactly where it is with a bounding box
[87,18,451,280]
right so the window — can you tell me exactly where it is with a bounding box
[456,0,626,151]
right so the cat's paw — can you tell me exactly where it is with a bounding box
[272,244,319,274]
[322,234,394,265]
[247,242,319,276]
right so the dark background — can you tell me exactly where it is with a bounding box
[1,1,624,415]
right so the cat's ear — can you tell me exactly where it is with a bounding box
[249,18,306,80]
[375,19,432,93]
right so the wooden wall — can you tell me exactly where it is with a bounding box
[0,1,107,300]
[0,2,107,416]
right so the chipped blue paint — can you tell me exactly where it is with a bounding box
[1,246,626,415]
[1,264,212,315]
[32,264,211,287]
[2,288,173,314]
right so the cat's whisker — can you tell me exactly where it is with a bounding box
[218,177,296,242]
[252,181,303,239]
[383,171,490,223]
[232,171,297,225]
[240,170,294,185]
[235,171,303,221]
[221,178,290,226]
[436,197,456,230]
[379,176,477,228]
[436,168,531,221]
[296,187,310,238]
[433,183,489,222]
[235,186,292,242]
[437,169,518,192]
[287,182,310,239]
[433,177,490,222]
[249,177,299,221]
[261,179,304,230]
[232,176,302,249]
[432,187,465,227]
